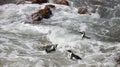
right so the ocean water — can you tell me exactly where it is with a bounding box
[0,0,120,67]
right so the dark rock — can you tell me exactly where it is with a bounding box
[0,0,24,5]
[38,5,52,19]
[31,5,53,24]
[32,12,42,21]
[115,56,120,64]
[31,12,43,24]
[78,8,89,14]
[88,1,103,5]
[45,4,56,9]
[55,0,69,6]
[32,0,48,4]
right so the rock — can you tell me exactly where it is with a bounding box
[31,12,43,24]
[55,0,69,6]
[115,54,120,64]
[115,57,120,65]
[88,1,103,5]
[38,5,52,19]
[31,0,48,4]
[45,4,56,9]
[31,5,53,23]
[78,8,90,14]
[0,0,27,5]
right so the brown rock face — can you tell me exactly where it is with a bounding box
[38,6,52,19]
[32,12,43,23]
[115,57,120,64]
[32,0,48,4]
[78,8,89,14]
[55,0,69,6]
[31,5,53,24]
[116,60,120,64]
[0,0,27,5]
[45,4,56,8]
[89,1,103,5]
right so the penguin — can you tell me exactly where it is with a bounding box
[67,50,82,60]
[45,44,58,53]
[79,31,90,39]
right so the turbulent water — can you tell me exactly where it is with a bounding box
[1,0,120,67]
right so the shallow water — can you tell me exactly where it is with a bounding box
[0,0,120,67]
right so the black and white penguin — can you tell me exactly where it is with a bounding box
[79,31,90,39]
[67,50,82,60]
[45,44,58,53]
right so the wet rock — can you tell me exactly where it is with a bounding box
[115,56,120,64]
[45,4,56,9]
[0,0,24,5]
[16,0,33,4]
[31,12,43,24]
[78,8,90,14]
[31,0,48,4]
[88,1,103,5]
[31,5,53,24]
[55,0,69,6]
[38,5,52,19]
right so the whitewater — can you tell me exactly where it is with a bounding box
[0,0,120,67]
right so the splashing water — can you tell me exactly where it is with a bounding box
[0,0,120,67]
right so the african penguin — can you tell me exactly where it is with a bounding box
[79,31,90,39]
[45,44,58,53]
[67,50,82,60]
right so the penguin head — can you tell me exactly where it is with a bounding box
[67,50,72,53]
[55,44,58,47]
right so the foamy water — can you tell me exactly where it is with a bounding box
[0,1,120,67]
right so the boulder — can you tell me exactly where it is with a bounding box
[38,5,52,19]
[31,12,43,24]
[45,4,56,9]
[115,56,120,64]
[78,8,89,14]
[0,0,26,5]
[55,0,69,6]
[31,5,53,23]
[88,1,103,5]
[31,0,48,4]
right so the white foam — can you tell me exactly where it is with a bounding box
[0,3,118,67]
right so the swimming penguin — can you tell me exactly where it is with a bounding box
[45,44,58,53]
[67,50,82,60]
[79,31,91,39]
